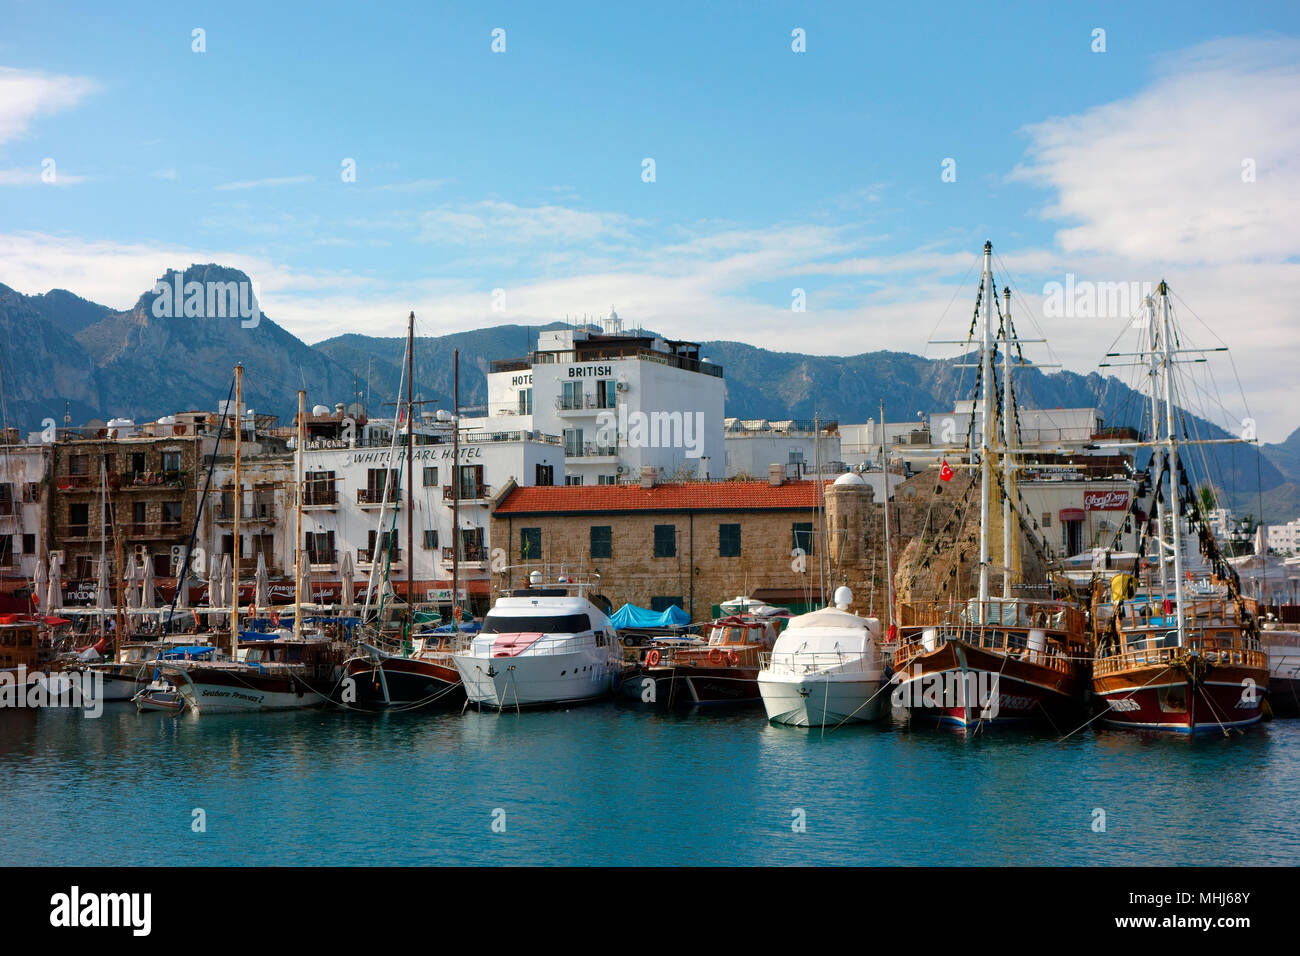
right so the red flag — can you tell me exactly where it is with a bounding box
[939,459,954,482]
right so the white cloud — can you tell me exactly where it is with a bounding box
[1012,37,1300,265]
[215,175,315,191]
[0,67,97,147]
[0,166,88,186]
[417,200,635,245]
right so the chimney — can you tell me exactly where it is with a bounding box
[769,463,785,486]
[640,465,657,489]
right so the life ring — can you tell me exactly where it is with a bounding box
[645,649,661,667]
[726,650,740,666]
[191,609,200,628]
[708,648,725,664]
[452,604,463,622]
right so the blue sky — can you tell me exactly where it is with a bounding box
[2,1,1299,438]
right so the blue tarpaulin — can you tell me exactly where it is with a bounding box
[610,603,689,630]
[159,645,216,660]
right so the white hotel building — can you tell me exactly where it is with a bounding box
[463,317,726,486]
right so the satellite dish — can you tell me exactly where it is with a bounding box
[346,402,365,419]
[84,418,106,431]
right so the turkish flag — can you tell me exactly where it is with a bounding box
[940,459,954,482]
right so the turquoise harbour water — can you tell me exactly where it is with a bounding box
[3,703,1297,866]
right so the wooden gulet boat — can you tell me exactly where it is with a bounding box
[340,321,467,710]
[892,242,1091,729]
[1088,282,1268,734]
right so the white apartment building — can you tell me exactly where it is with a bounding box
[1267,519,1300,555]
[0,441,49,592]
[723,418,842,479]
[465,315,726,485]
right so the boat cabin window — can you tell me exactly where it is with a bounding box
[482,614,592,635]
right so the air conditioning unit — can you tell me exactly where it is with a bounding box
[616,465,626,475]
[49,549,64,563]
[133,544,150,562]
[170,545,186,564]
[616,382,628,392]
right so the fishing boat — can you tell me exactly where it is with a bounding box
[757,587,887,726]
[341,322,466,709]
[452,568,623,710]
[622,611,781,707]
[892,242,1090,729]
[133,678,186,714]
[1089,282,1268,733]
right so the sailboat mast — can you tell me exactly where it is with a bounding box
[880,402,894,633]
[231,363,242,658]
[294,389,304,639]
[1158,282,1187,644]
[452,348,460,624]
[814,413,826,606]
[977,241,994,610]
[405,312,415,630]
[98,458,106,639]
[1001,286,1014,599]
[1144,294,1170,602]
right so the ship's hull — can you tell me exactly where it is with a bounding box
[893,640,1084,729]
[1093,662,1267,732]
[758,673,884,727]
[621,665,760,706]
[165,666,332,713]
[343,655,465,708]
[1266,648,1300,716]
[453,648,621,710]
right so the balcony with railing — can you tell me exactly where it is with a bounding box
[564,443,619,461]
[441,545,486,568]
[357,547,403,566]
[443,483,491,503]
[214,501,275,523]
[356,488,401,507]
[303,486,338,508]
[556,394,618,415]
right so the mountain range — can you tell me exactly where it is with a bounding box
[3,263,1297,524]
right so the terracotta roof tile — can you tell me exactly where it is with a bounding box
[494,480,827,515]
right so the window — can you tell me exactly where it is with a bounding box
[520,527,542,561]
[483,613,592,634]
[364,468,399,503]
[69,454,89,476]
[596,380,617,409]
[792,521,815,556]
[69,503,89,533]
[162,501,182,526]
[565,475,584,486]
[22,482,39,503]
[1041,512,1052,528]
[129,452,146,475]
[0,484,12,516]
[423,529,438,550]
[305,470,336,505]
[423,466,439,488]
[367,529,399,562]
[719,523,741,557]
[305,531,335,564]
[535,464,553,486]
[650,596,683,613]
[561,381,583,410]
[460,527,484,560]
[590,525,612,559]
[0,536,13,567]
[598,474,617,485]
[517,388,533,415]
[21,534,35,555]
[654,524,676,558]
[132,501,147,528]
[161,451,181,473]
[458,464,484,497]
[563,427,583,457]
